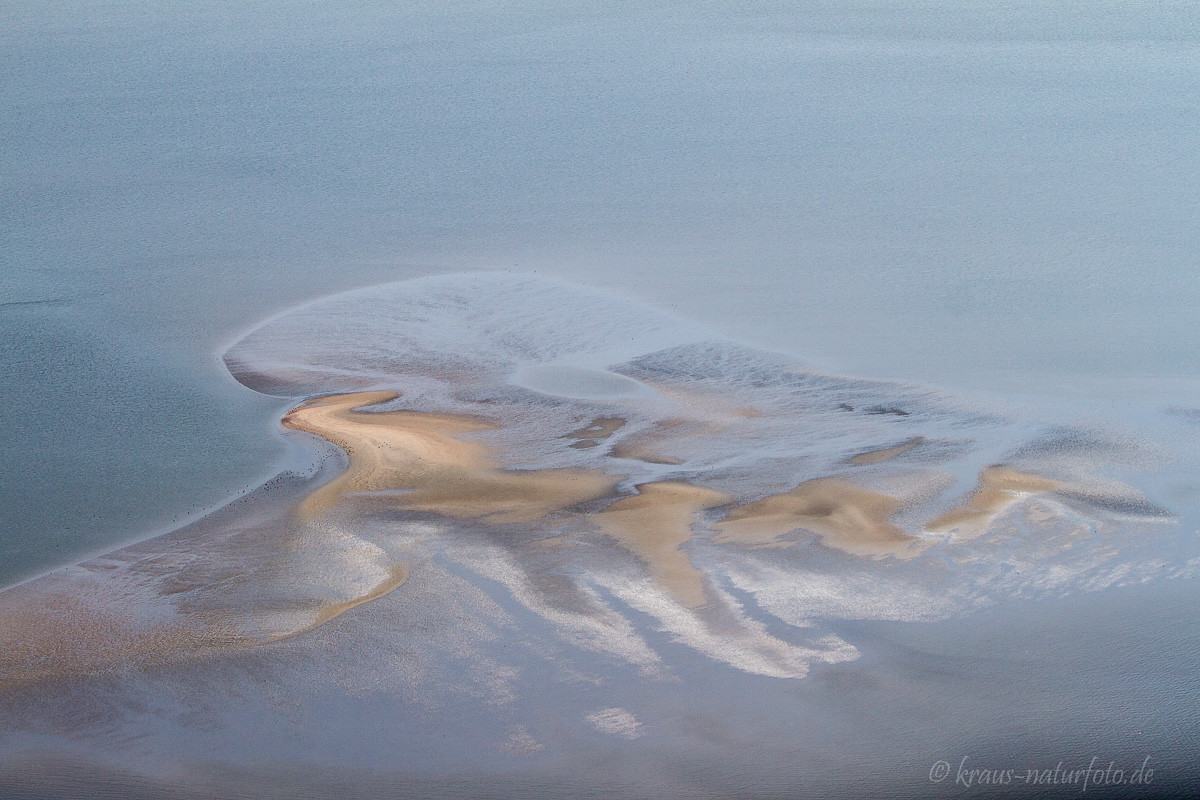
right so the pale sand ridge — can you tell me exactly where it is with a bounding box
[594,482,731,608]
[848,436,925,466]
[925,466,1062,539]
[714,478,926,558]
[284,391,621,522]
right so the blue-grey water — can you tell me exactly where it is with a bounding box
[4,0,1199,585]
[2,2,1199,797]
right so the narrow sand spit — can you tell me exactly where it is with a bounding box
[925,466,1063,539]
[283,391,621,523]
[848,436,925,466]
[262,563,410,644]
[594,482,731,608]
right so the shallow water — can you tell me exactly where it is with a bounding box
[2,1,1199,796]
[4,578,1199,800]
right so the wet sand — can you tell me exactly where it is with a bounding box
[1,280,1183,800]
[0,576,241,691]
[566,416,626,450]
[847,436,925,465]
[284,392,622,523]
[265,563,410,644]
[0,433,410,689]
[594,482,730,608]
[0,361,1187,800]
[713,478,926,558]
[0,386,1133,699]
[926,466,1063,539]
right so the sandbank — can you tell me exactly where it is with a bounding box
[925,466,1062,539]
[848,436,925,465]
[594,482,730,608]
[284,391,621,522]
[713,478,925,558]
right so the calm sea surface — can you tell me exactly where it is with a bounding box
[1,3,1198,796]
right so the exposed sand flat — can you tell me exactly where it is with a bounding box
[2,267,1189,795]
[566,416,626,440]
[848,436,925,465]
[925,466,1062,539]
[713,478,926,558]
[594,482,730,608]
[284,391,622,522]
[0,533,407,691]
[0,578,241,691]
[264,563,409,644]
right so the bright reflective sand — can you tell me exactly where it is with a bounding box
[284,391,621,523]
[595,481,729,608]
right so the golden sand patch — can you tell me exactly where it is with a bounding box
[595,482,730,608]
[284,391,621,522]
[925,466,1062,539]
[848,436,925,466]
[566,416,626,440]
[713,478,925,558]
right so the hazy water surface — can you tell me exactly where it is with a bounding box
[2,2,1199,797]
[3,1,1199,582]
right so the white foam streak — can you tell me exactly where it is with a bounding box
[451,542,663,675]
[596,573,857,679]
